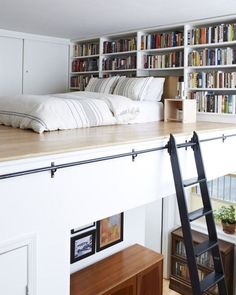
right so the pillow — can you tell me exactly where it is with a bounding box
[85,76,119,94]
[144,78,165,102]
[113,77,153,101]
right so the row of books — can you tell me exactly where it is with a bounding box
[188,23,236,45]
[176,240,214,268]
[70,75,94,90]
[188,47,236,66]
[72,59,99,72]
[102,56,136,71]
[103,38,137,53]
[174,261,207,281]
[73,43,99,57]
[141,31,184,50]
[143,52,184,69]
[174,260,218,295]
[189,71,236,88]
[190,92,236,114]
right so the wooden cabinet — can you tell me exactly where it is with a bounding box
[164,99,196,123]
[169,227,234,295]
[70,244,163,295]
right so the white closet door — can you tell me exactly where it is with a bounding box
[23,39,69,94]
[0,37,23,96]
[0,246,28,295]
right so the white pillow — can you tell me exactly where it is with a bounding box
[113,77,153,101]
[144,78,165,101]
[85,76,119,94]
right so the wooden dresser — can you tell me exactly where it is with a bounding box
[70,244,163,295]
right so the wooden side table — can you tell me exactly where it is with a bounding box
[164,99,196,123]
[70,244,163,295]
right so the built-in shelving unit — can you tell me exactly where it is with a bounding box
[170,227,234,295]
[70,15,236,123]
[185,17,236,123]
[70,38,100,91]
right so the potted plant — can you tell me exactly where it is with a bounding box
[214,205,236,234]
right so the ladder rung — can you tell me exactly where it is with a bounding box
[194,240,218,257]
[183,177,206,187]
[200,272,224,292]
[188,208,212,222]
[177,142,196,149]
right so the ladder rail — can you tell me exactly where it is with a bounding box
[168,134,201,295]
[191,132,228,295]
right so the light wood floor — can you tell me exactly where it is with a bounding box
[0,121,235,162]
[163,279,180,295]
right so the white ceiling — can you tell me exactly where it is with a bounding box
[1,0,236,40]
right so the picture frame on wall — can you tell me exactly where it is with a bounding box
[96,212,124,252]
[70,229,96,263]
[71,222,95,234]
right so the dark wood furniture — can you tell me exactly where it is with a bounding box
[70,244,163,295]
[170,227,234,295]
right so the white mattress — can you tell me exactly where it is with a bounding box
[130,101,164,123]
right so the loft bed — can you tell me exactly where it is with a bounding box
[1,77,236,295]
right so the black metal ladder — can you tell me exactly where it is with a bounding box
[167,131,228,295]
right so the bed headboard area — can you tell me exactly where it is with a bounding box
[162,76,179,100]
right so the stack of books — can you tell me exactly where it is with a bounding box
[102,56,136,71]
[190,92,236,113]
[74,42,99,57]
[188,23,236,45]
[103,38,136,53]
[141,31,184,49]
[72,59,99,72]
[189,71,236,88]
[188,48,236,66]
[144,52,184,68]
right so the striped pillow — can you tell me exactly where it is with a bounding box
[113,77,153,101]
[85,76,120,94]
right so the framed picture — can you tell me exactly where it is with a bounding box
[96,212,124,251]
[70,229,96,263]
[71,222,95,234]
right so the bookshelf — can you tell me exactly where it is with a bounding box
[138,26,184,77]
[170,227,234,295]
[185,18,236,122]
[101,33,137,76]
[70,38,100,90]
[70,15,236,122]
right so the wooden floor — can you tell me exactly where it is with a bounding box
[0,121,236,162]
[163,280,180,295]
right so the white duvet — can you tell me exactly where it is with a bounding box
[0,91,140,133]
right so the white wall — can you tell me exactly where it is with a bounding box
[71,205,146,273]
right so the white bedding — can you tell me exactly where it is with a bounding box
[130,101,164,123]
[0,91,163,133]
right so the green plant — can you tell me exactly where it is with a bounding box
[214,205,236,224]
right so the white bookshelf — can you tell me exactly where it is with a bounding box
[187,40,236,49]
[70,15,236,123]
[140,46,184,53]
[102,50,137,56]
[141,67,184,71]
[71,54,99,60]
[184,16,236,122]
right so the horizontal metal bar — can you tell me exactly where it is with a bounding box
[0,145,167,180]
[0,132,236,180]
